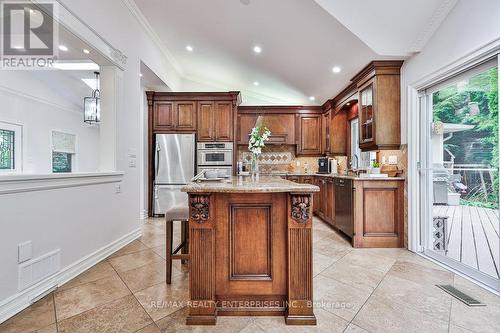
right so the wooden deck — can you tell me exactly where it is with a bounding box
[433,205,499,279]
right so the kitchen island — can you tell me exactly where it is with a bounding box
[181,176,319,326]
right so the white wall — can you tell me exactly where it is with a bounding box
[401,0,500,143]
[0,0,182,317]
[0,71,99,174]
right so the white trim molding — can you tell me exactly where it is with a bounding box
[0,227,141,324]
[0,172,124,195]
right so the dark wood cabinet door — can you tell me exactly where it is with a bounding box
[297,114,322,156]
[322,112,330,154]
[236,114,257,144]
[320,179,327,217]
[326,179,335,224]
[313,177,320,215]
[197,101,215,141]
[330,111,347,155]
[175,101,196,131]
[153,101,175,130]
[359,81,375,145]
[215,101,233,141]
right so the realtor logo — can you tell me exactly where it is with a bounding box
[1,1,59,69]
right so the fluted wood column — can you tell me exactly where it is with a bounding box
[186,194,217,325]
[286,193,316,325]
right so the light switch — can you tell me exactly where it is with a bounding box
[18,241,32,264]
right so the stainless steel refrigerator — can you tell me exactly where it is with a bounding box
[154,133,195,215]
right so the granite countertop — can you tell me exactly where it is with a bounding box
[259,172,405,181]
[181,176,320,193]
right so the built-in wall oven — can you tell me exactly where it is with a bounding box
[197,142,233,176]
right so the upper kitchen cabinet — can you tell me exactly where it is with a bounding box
[322,111,330,154]
[237,106,321,146]
[351,60,403,151]
[297,114,322,156]
[197,101,234,142]
[147,91,241,139]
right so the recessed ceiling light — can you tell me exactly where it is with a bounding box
[332,66,341,73]
[253,45,262,54]
[58,45,68,52]
[139,73,143,77]
[309,96,315,101]
[83,49,90,54]
[186,45,193,52]
[253,81,260,86]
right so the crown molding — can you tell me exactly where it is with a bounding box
[122,0,184,76]
[409,0,458,52]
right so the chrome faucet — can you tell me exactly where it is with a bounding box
[349,155,360,176]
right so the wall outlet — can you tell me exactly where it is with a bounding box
[115,184,122,193]
[18,241,32,264]
[388,155,398,165]
[128,159,136,168]
[296,161,301,167]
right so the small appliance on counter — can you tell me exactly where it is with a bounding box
[317,157,331,174]
[330,158,338,174]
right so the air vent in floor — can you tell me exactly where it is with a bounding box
[436,284,486,306]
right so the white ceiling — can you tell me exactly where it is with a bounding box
[314,0,458,56]
[130,0,456,105]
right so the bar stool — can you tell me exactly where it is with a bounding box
[165,204,189,284]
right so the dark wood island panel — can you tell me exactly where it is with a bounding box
[182,177,318,325]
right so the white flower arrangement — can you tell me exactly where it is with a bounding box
[248,123,271,156]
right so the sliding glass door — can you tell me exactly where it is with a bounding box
[419,57,499,291]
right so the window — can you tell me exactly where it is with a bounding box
[52,131,76,173]
[0,122,22,172]
[0,129,14,169]
[52,152,72,173]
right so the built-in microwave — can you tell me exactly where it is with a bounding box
[197,142,233,166]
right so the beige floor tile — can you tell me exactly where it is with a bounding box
[253,308,348,332]
[449,276,500,333]
[108,249,164,272]
[118,260,166,292]
[135,323,162,333]
[335,250,396,273]
[134,281,189,321]
[152,245,167,260]
[389,257,454,287]
[320,259,386,293]
[352,294,449,333]
[139,231,167,248]
[54,274,130,320]
[344,323,369,332]
[239,322,267,333]
[58,260,116,291]
[351,247,406,260]
[313,274,372,321]
[448,325,475,333]
[313,238,352,260]
[0,294,55,333]
[57,295,152,333]
[109,240,149,258]
[313,252,337,277]
[373,273,452,322]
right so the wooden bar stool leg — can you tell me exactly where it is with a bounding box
[166,220,173,284]
[181,220,188,264]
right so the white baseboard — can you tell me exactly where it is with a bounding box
[0,227,141,324]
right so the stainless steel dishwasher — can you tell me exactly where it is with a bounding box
[334,178,354,238]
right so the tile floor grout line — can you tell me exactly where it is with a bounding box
[51,292,59,333]
[108,258,161,333]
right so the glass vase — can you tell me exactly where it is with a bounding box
[251,154,259,177]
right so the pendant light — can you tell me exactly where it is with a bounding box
[83,71,101,124]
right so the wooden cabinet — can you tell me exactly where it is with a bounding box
[313,177,321,215]
[197,101,234,142]
[352,61,403,151]
[176,101,196,130]
[330,110,347,155]
[153,101,196,131]
[215,101,233,141]
[297,114,322,156]
[322,112,330,154]
[237,113,295,145]
[153,101,175,130]
[326,178,335,225]
[352,179,404,248]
